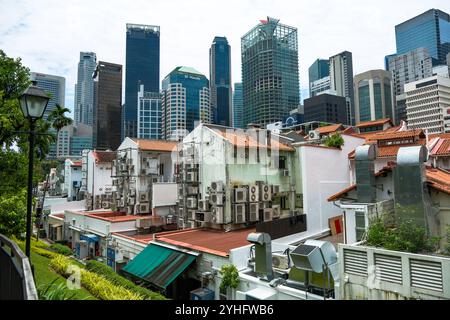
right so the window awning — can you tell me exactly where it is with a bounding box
[80,234,100,243]
[122,244,196,289]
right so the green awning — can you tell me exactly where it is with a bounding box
[122,244,196,289]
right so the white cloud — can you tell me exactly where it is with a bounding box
[1,0,448,112]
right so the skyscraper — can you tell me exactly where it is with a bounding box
[308,59,329,97]
[92,61,123,150]
[396,9,450,66]
[74,52,96,126]
[241,17,300,128]
[161,67,210,141]
[354,70,394,123]
[124,24,160,139]
[329,51,355,125]
[304,94,347,125]
[30,72,65,120]
[137,85,162,140]
[209,36,232,126]
[233,83,243,129]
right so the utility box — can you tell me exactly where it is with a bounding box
[190,287,215,300]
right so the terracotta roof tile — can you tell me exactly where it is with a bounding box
[315,124,344,135]
[132,139,178,152]
[356,118,393,128]
[85,211,155,223]
[92,151,116,163]
[430,138,450,156]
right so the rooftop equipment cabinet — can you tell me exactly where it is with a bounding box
[190,287,215,300]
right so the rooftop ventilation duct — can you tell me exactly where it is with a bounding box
[355,144,377,203]
[247,232,273,281]
[394,146,429,228]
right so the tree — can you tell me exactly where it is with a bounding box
[48,103,73,135]
[324,132,344,148]
[219,264,240,291]
[0,190,28,237]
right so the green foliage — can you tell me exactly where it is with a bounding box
[0,190,27,237]
[50,243,73,256]
[444,225,450,256]
[219,264,240,291]
[86,260,167,300]
[324,132,344,148]
[48,104,73,133]
[37,279,78,300]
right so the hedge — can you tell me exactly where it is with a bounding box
[85,260,167,300]
[50,243,73,256]
[50,256,143,300]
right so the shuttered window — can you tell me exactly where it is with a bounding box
[374,254,403,284]
[410,259,443,292]
[344,249,368,276]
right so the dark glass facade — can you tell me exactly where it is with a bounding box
[93,61,122,150]
[124,24,160,139]
[308,59,329,96]
[396,9,450,66]
[241,17,300,128]
[210,37,232,126]
[233,83,244,128]
[304,94,348,125]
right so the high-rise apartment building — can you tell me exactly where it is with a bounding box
[396,9,450,66]
[209,36,232,126]
[308,59,329,97]
[124,24,160,139]
[241,17,300,128]
[388,48,434,124]
[74,52,96,126]
[30,72,65,120]
[329,51,355,125]
[161,67,210,141]
[405,75,450,133]
[233,83,243,129]
[354,70,394,123]
[137,85,162,140]
[92,61,123,150]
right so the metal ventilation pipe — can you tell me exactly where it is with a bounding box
[355,144,378,203]
[247,232,274,281]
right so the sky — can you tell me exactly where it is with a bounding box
[1,0,449,117]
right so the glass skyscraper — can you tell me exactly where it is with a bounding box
[209,36,232,126]
[396,9,450,66]
[161,67,210,141]
[30,72,65,120]
[308,59,329,97]
[233,83,243,129]
[137,85,162,140]
[74,52,96,126]
[241,17,300,128]
[124,24,160,139]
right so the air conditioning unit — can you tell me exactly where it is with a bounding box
[211,207,224,224]
[137,203,149,214]
[272,205,281,218]
[102,201,110,209]
[178,207,184,217]
[272,253,290,270]
[128,197,135,205]
[282,170,289,177]
[261,184,272,202]
[272,185,280,195]
[248,184,259,202]
[263,208,273,222]
[120,164,128,172]
[139,191,149,202]
[127,206,134,215]
[186,221,196,229]
[129,165,135,173]
[198,200,209,212]
[195,212,211,223]
[187,197,198,209]
[185,172,198,183]
[211,181,224,193]
[249,203,260,222]
[308,130,320,140]
[188,210,196,220]
[210,193,224,206]
[187,186,199,195]
[112,160,117,167]
[105,186,112,193]
[234,188,247,203]
[95,195,101,201]
[112,179,118,186]
[136,217,151,229]
[127,159,132,165]
[119,199,125,207]
[129,189,136,197]
[234,204,246,223]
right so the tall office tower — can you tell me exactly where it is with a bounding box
[92,61,123,150]
[354,70,394,124]
[70,124,93,156]
[233,83,244,128]
[124,24,160,139]
[74,52,96,126]
[241,17,300,128]
[388,48,433,124]
[405,75,450,133]
[304,94,348,125]
[329,51,355,125]
[448,53,450,75]
[30,72,65,120]
[161,67,210,141]
[310,76,332,97]
[137,85,162,139]
[209,36,232,126]
[396,9,450,66]
[308,59,329,97]
[384,54,397,71]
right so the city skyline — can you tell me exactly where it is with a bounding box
[1,0,448,118]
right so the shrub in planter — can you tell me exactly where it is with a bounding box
[50,243,73,256]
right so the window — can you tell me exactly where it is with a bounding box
[159,163,164,176]
[355,211,366,241]
[279,156,287,169]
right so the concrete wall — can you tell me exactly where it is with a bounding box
[86,151,114,197]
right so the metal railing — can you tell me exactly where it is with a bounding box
[0,234,38,300]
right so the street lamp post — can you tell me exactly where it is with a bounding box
[19,81,49,258]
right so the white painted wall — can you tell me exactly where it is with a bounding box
[86,151,114,197]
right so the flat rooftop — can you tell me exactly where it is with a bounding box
[155,227,256,257]
[72,211,152,223]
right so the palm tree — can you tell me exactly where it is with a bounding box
[48,104,73,137]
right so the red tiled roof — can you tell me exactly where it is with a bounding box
[315,124,344,135]
[85,211,153,223]
[214,129,295,152]
[51,213,65,219]
[71,161,82,167]
[430,138,450,156]
[92,151,116,163]
[356,118,393,128]
[155,227,255,257]
[366,129,425,142]
[327,184,357,201]
[132,139,178,152]
[112,232,154,245]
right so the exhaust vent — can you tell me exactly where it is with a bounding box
[355,144,377,203]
